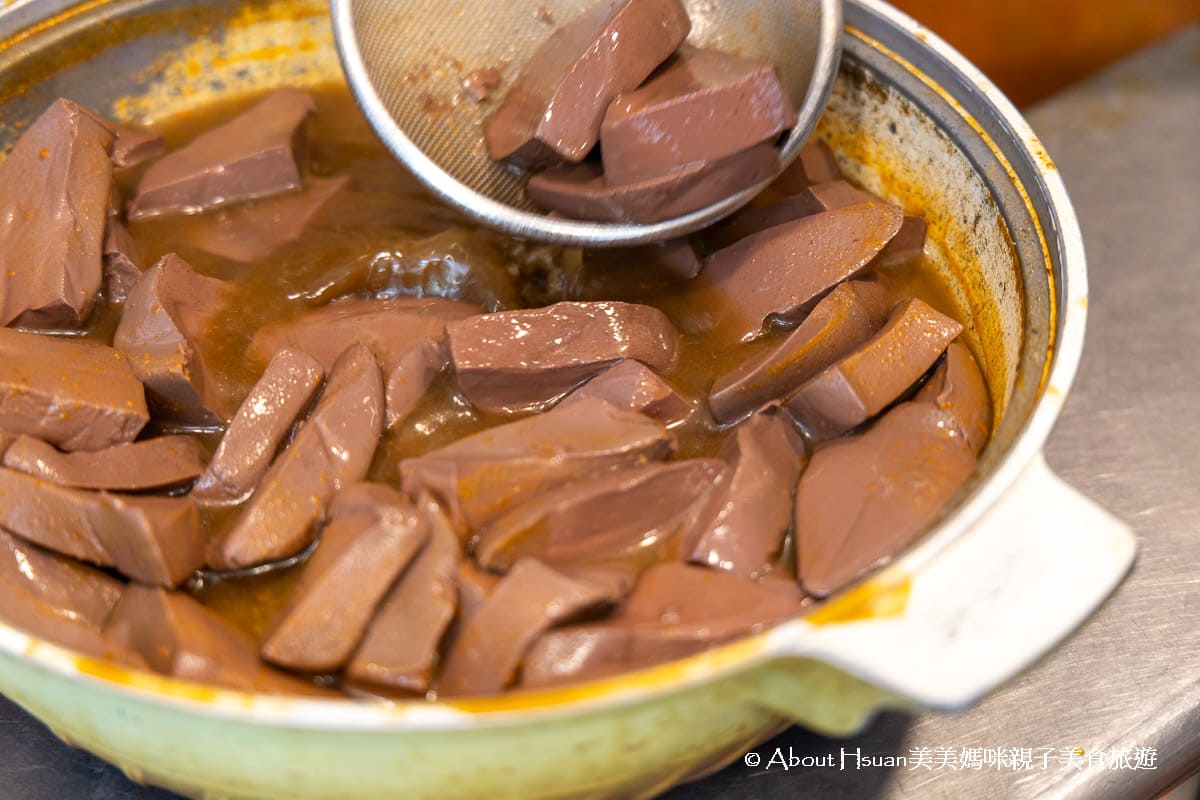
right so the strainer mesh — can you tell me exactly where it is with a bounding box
[349,0,821,213]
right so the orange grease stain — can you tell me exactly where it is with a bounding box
[805,573,912,626]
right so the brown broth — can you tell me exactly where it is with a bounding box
[192,562,306,641]
[117,85,967,639]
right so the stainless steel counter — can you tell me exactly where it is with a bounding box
[1,23,1197,800]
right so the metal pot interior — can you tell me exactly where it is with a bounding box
[0,0,1058,682]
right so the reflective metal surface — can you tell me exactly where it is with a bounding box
[2,20,1194,800]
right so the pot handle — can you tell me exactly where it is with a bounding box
[762,453,1137,714]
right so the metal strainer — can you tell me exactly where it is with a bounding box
[331,0,842,247]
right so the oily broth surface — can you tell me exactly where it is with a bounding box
[123,86,965,643]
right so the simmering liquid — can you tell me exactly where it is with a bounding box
[112,86,963,642]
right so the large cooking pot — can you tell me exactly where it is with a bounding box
[0,0,1136,797]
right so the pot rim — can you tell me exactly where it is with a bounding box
[0,0,1087,730]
